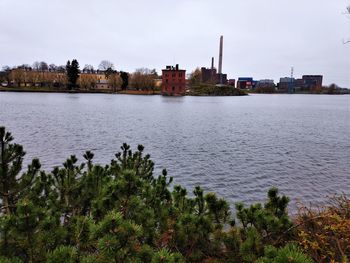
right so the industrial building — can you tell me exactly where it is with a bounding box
[277,75,323,93]
[237,77,254,89]
[255,79,276,92]
[278,77,295,93]
[161,64,186,96]
[301,75,323,92]
[200,36,228,85]
[201,57,217,83]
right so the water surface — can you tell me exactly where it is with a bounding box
[1,92,349,210]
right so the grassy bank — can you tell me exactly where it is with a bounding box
[189,84,248,96]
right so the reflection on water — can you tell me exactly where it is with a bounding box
[1,92,349,209]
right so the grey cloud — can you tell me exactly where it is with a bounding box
[0,0,349,87]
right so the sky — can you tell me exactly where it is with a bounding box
[1,0,350,87]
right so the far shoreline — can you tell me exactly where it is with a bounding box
[1,87,349,96]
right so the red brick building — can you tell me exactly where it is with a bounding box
[161,64,186,96]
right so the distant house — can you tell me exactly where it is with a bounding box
[228,79,236,87]
[237,77,254,89]
[161,64,186,96]
[95,79,109,90]
[256,79,276,92]
[302,75,323,92]
[200,67,228,85]
[201,67,217,83]
[278,77,295,93]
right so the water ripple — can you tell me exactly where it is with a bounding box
[0,93,349,211]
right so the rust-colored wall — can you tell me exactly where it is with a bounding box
[161,69,186,96]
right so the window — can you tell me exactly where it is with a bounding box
[172,86,175,92]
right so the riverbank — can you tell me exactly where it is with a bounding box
[247,90,350,95]
[1,86,247,96]
[188,84,248,96]
[0,86,161,95]
[2,86,349,96]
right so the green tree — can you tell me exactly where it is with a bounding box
[120,71,129,89]
[257,244,313,263]
[104,67,115,80]
[0,127,41,259]
[0,127,40,215]
[0,126,315,263]
[66,59,80,90]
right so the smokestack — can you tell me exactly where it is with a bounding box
[218,35,223,74]
[211,57,214,70]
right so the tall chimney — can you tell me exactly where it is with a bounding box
[218,35,223,74]
[211,57,215,81]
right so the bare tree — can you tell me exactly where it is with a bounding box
[98,60,114,71]
[26,70,38,86]
[135,68,152,75]
[108,73,123,92]
[56,72,67,87]
[189,68,202,86]
[9,68,25,87]
[83,64,95,73]
[79,73,98,90]
[56,65,66,73]
[32,61,40,70]
[18,64,31,70]
[39,61,49,71]
[49,64,57,71]
[2,66,11,72]
[344,5,350,44]
[130,68,156,91]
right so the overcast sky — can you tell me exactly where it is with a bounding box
[1,0,350,87]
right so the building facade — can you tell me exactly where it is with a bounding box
[161,65,186,96]
[302,75,323,92]
[201,67,217,83]
[237,77,254,89]
[278,77,295,93]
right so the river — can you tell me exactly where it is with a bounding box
[0,92,349,210]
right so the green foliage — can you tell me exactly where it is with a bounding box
[236,187,293,244]
[0,256,23,263]
[190,84,247,96]
[46,245,77,263]
[120,71,129,89]
[151,249,185,263]
[257,243,313,263]
[0,126,314,262]
[66,59,80,89]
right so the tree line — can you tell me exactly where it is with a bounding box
[0,60,159,92]
[1,126,349,262]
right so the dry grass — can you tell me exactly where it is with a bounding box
[295,194,350,262]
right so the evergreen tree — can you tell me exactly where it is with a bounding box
[0,126,316,263]
[66,59,80,90]
[120,71,129,89]
[0,127,40,215]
